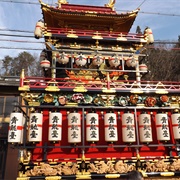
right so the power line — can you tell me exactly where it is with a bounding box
[1,0,180,17]
[137,0,147,8]
[0,33,35,38]
[0,45,179,51]
[0,39,44,44]
[0,38,179,45]
[0,28,179,43]
[138,11,180,17]
[0,47,43,51]
[0,28,33,33]
[0,0,39,5]
[116,9,180,17]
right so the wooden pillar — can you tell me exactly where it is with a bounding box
[4,144,19,180]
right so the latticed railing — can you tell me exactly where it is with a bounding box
[20,76,180,94]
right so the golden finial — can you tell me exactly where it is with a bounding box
[105,0,116,10]
[57,0,68,8]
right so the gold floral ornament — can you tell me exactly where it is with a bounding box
[44,94,54,103]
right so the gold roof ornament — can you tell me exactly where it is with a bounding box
[57,0,68,8]
[105,0,116,10]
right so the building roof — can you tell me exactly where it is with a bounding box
[40,1,139,33]
[0,76,19,95]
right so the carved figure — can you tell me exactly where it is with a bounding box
[169,159,180,171]
[114,161,135,173]
[54,164,62,175]
[62,163,78,175]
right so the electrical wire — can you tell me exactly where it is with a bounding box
[136,11,180,17]
[0,28,33,33]
[0,47,43,50]
[137,0,147,8]
[0,39,44,44]
[0,28,179,44]
[0,44,179,51]
[0,33,34,38]
[0,0,39,5]
[0,38,178,44]
[1,0,180,17]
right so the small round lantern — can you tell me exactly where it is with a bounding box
[126,57,136,67]
[40,59,50,70]
[109,56,120,67]
[144,27,154,44]
[39,50,46,61]
[75,53,87,66]
[34,19,44,39]
[57,52,69,64]
[139,63,148,73]
[92,55,103,66]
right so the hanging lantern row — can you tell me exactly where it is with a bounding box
[40,51,148,71]
[8,111,176,144]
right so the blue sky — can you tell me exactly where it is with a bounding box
[0,0,179,63]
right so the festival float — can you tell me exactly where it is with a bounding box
[8,0,180,179]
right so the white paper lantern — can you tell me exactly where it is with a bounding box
[75,54,87,66]
[104,113,118,142]
[34,20,44,39]
[109,56,120,67]
[48,112,62,141]
[92,55,103,66]
[40,59,50,69]
[139,64,148,73]
[57,52,69,64]
[138,113,152,143]
[86,113,99,142]
[8,112,23,143]
[68,113,81,144]
[28,113,43,142]
[171,113,180,140]
[40,50,46,61]
[126,55,138,67]
[155,113,170,141]
[122,113,136,143]
[144,27,154,44]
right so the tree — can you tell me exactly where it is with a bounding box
[1,56,14,76]
[136,26,142,34]
[142,42,180,82]
[1,51,42,76]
